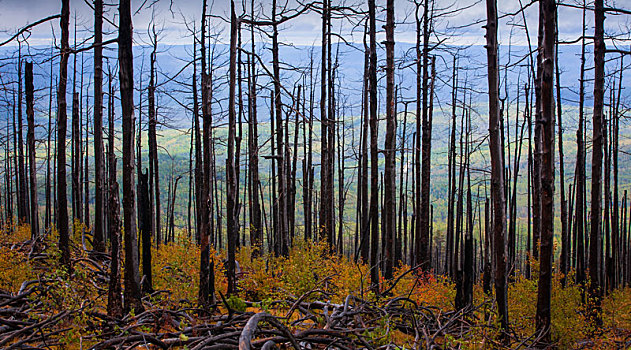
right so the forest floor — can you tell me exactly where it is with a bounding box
[1,225,631,349]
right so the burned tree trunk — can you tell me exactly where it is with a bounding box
[555,11,568,283]
[92,0,105,252]
[248,0,263,254]
[446,56,458,276]
[319,0,335,248]
[138,170,153,293]
[198,0,216,308]
[72,85,82,225]
[359,32,370,262]
[271,0,289,256]
[17,55,29,226]
[25,61,39,237]
[574,5,587,284]
[419,0,432,271]
[226,0,238,296]
[57,0,71,269]
[589,0,605,324]
[383,0,396,280]
[148,24,161,248]
[119,0,143,313]
[45,56,53,232]
[107,162,123,319]
[485,0,509,336]
[535,0,556,343]
[368,0,380,291]
[368,0,379,292]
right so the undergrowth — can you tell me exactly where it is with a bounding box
[1,224,630,348]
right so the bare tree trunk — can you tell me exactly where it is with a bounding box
[359,32,370,262]
[397,103,408,264]
[383,0,396,280]
[485,0,509,336]
[446,56,458,276]
[17,54,29,226]
[84,89,90,232]
[414,1,422,269]
[612,57,622,289]
[71,89,80,227]
[45,54,53,232]
[119,0,143,313]
[198,0,215,308]
[13,92,20,226]
[463,147,473,309]
[292,87,301,247]
[192,28,201,245]
[25,61,39,238]
[226,0,238,295]
[589,0,605,325]
[248,0,263,254]
[575,4,587,284]
[535,0,556,343]
[148,24,161,249]
[555,10,568,283]
[270,91,278,251]
[71,40,82,226]
[337,106,345,254]
[6,113,14,228]
[319,0,334,248]
[271,0,288,256]
[107,67,114,242]
[138,169,152,293]
[368,0,379,291]
[57,0,71,270]
[532,15,543,261]
[92,0,105,252]
[236,17,244,249]
[107,162,123,319]
[419,0,432,271]
[483,197,492,295]
[168,176,181,242]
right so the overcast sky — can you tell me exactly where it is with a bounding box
[0,0,629,51]
[0,0,631,45]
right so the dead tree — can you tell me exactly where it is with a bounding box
[119,0,143,313]
[368,0,380,291]
[303,52,315,244]
[574,2,587,284]
[107,162,123,319]
[25,61,38,237]
[45,53,53,232]
[198,0,216,308]
[535,0,556,344]
[57,0,71,270]
[17,53,29,226]
[418,0,432,271]
[555,9,568,283]
[71,40,82,226]
[446,55,458,276]
[248,0,263,254]
[92,0,105,252]
[138,169,153,293]
[485,0,509,336]
[588,0,605,325]
[358,29,370,262]
[383,0,396,280]
[320,0,334,248]
[148,22,161,248]
[269,0,289,256]
[611,57,622,289]
[226,0,238,296]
